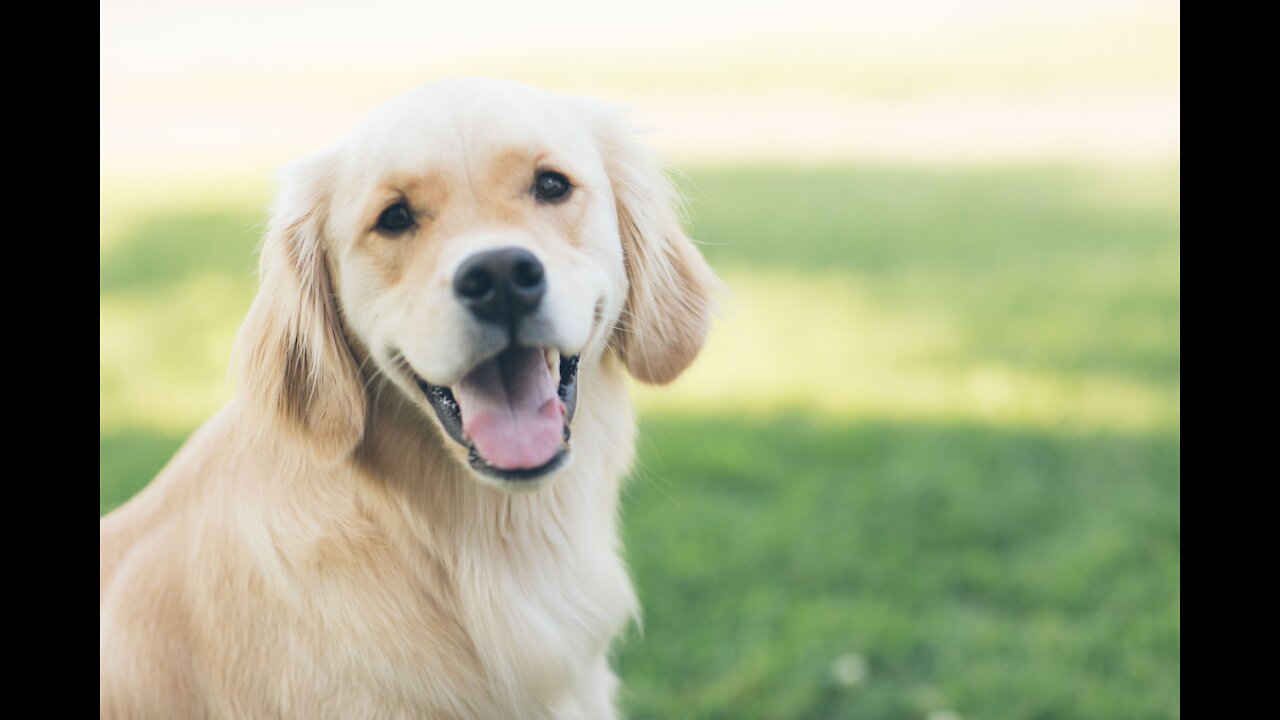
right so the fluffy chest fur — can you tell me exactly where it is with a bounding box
[262,478,638,719]
[240,370,639,719]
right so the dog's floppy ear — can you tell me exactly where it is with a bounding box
[234,151,365,459]
[592,111,720,384]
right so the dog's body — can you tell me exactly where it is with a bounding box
[100,79,717,719]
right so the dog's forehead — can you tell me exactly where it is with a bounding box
[339,79,601,180]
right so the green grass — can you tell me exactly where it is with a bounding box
[618,415,1177,720]
[100,162,1179,718]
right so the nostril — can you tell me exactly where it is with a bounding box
[512,259,544,289]
[456,268,495,299]
[453,247,545,324]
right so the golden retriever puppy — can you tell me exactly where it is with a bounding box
[99,78,718,719]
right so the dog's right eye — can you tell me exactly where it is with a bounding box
[376,203,415,234]
[534,171,572,202]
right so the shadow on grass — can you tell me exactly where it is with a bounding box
[618,412,1178,720]
[99,428,190,515]
[101,411,1179,720]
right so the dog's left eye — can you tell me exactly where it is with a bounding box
[534,171,572,202]
[376,203,415,233]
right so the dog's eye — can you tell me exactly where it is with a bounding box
[534,171,572,202]
[376,203,415,233]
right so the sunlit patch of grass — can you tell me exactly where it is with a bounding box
[100,274,254,430]
[636,162,1179,431]
[634,268,1178,431]
[100,197,263,430]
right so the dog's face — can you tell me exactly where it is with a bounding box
[236,79,717,490]
[327,82,630,485]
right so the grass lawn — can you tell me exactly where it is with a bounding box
[100,162,1179,719]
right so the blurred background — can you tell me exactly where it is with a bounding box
[100,1,1179,717]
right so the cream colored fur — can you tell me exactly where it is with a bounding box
[99,78,718,719]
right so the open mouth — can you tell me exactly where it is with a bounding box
[414,348,579,482]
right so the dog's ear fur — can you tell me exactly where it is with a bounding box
[234,151,366,459]
[592,111,720,384]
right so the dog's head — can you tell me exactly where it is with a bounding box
[235,79,718,489]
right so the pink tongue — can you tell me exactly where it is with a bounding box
[453,348,565,470]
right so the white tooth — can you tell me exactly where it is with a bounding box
[546,348,561,385]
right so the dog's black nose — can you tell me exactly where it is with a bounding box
[453,247,547,326]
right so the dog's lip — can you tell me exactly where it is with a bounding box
[467,442,570,482]
[410,348,580,482]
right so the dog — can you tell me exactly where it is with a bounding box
[99,78,719,719]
